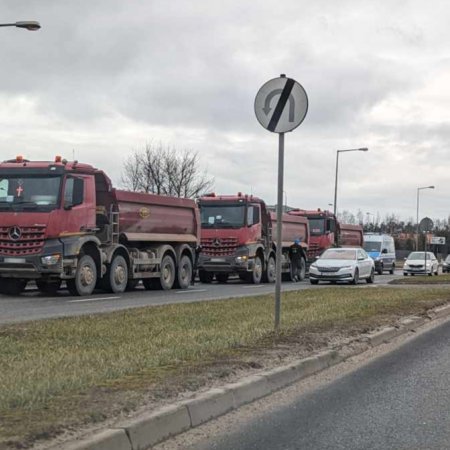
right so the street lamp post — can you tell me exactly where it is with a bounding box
[0,21,41,31]
[333,148,368,217]
[416,186,435,250]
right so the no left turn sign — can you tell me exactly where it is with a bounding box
[254,75,308,133]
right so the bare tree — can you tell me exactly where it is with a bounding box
[121,142,214,198]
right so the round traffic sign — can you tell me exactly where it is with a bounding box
[419,217,434,232]
[254,75,308,133]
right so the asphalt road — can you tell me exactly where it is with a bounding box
[0,271,401,324]
[188,318,450,450]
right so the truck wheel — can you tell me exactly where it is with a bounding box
[0,279,27,295]
[67,254,97,296]
[216,273,229,284]
[175,255,193,289]
[250,255,263,284]
[104,255,128,293]
[199,270,214,284]
[36,280,61,295]
[158,254,176,290]
[263,256,276,283]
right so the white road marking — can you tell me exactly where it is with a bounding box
[242,285,266,289]
[176,289,207,294]
[68,296,121,303]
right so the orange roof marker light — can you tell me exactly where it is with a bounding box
[55,155,62,163]
[16,155,24,163]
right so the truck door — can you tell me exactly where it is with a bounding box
[59,175,96,234]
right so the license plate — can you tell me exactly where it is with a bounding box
[211,258,226,263]
[4,257,26,263]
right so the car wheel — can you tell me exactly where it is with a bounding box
[310,279,319,285]
[351,269,359,285]
[389,264,395,275]
[377,264,383,275]
[366,268,375,284]
[403,273,408,276]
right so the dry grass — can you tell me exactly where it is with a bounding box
[390,274,450,284]
[1,286,450,448]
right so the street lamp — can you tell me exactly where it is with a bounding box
[416,185,435,250]
[333,147,368,217]
[0,21,41,31]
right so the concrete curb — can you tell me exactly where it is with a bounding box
[58,305,450,450]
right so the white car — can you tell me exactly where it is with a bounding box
[403,251,439,276]
[309,247,375,285]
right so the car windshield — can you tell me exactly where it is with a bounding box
[200,203,245,228]
[309,218,325,236]
[407,252,434,260]
[364,241,381,252]
[321,249,356,260]
[0,175,61,212]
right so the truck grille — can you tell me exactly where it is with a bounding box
[0,225,46,256]
[201,237,238,257]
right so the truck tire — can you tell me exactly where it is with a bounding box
[216,273,229,283]
[158,254,176,290]
[175,255,192,289]
[250,255,263,284]
[263,255,276,283]
[0,279,27,295]
[67,254,97,296]
[199,270,214,284]
[36,280,61,295]
[103,255,128,293]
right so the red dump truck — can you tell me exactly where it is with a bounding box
[288,208,363,260]
[197,193,309,283]
[0,156,200,296]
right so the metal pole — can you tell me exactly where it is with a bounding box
[274,132,284,331]
[333,150,339,217]
[416,188,420,251]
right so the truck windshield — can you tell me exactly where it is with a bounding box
[200,204,245,228]
[309,218,325,236]
[0,175,61,212]
[364,242,381,252]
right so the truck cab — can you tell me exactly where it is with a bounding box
[197,193,271,283]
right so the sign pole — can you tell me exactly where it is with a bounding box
[254,75,308,332]
[274,132,284,331]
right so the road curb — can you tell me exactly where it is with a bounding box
[58,305,450,450]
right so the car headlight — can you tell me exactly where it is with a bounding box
[340,265,353,270]
[41,254,61,266]
[404,263,409,268]
[426,262,431,266]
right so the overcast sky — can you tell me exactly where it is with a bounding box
[1,0,449,223]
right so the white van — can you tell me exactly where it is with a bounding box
[363,233,396,275]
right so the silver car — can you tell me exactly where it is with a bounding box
[403,251,439,276]
[309,247,375,285]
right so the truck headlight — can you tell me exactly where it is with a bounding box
[235,255,248,264]
[41,254,61,266]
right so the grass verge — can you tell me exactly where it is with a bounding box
[390,274,450,284]
[1,286,450,448]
